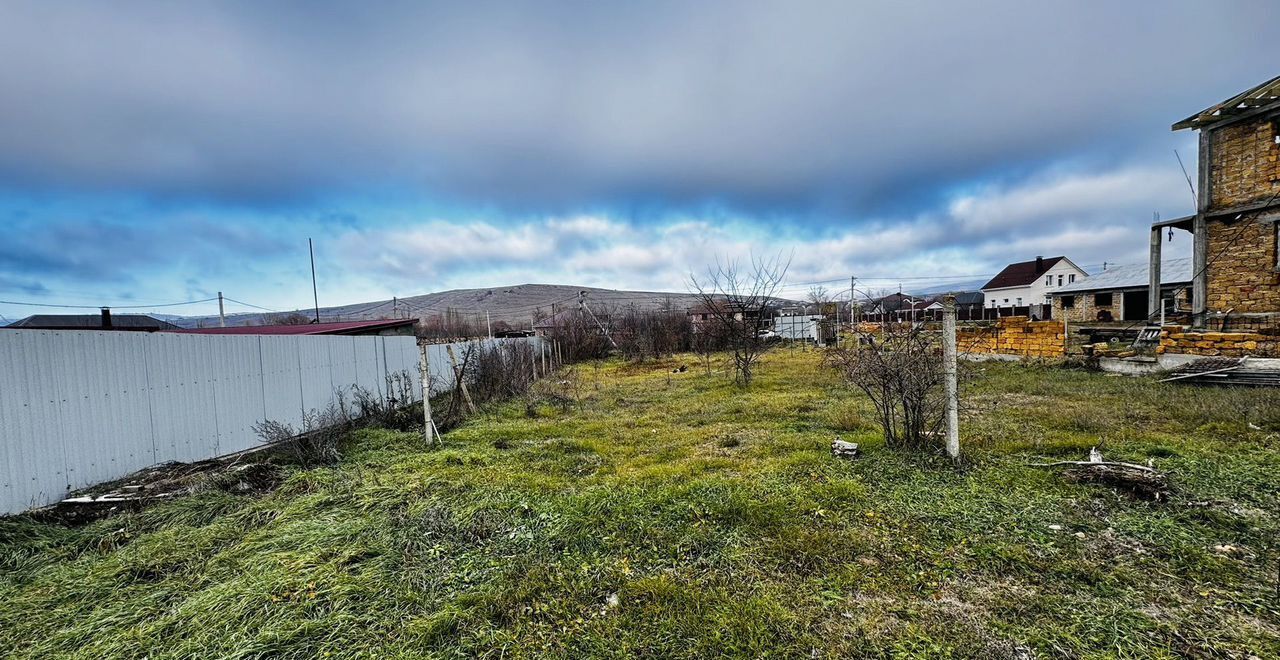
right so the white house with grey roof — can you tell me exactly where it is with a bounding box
[1048,257,1193,323]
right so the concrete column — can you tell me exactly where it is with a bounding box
[1192,130,1210,326]
[1148,226,1162,322]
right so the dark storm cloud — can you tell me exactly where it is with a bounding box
[0,1,1275,215]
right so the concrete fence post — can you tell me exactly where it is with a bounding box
[942,295,960,461]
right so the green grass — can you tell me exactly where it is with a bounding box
[2,352,1279,658]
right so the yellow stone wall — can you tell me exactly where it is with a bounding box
[1204,212,1280,314]
[956,317,1066,358]
[1209,117,1280,210]
[1159,326,1280,357]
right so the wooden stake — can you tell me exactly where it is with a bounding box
[445,344,478,414]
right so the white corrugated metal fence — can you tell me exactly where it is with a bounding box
[0,330,534,514]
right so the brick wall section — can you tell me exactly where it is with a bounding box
[1159,325,1280,357]
[1209,117,1280,210]
[1205,211,1280,314]
[1052,289,1191,324]
[957,317,1066,358]
[1053,291,1120,323]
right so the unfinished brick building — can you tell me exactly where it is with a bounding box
[1151,76,1280,331]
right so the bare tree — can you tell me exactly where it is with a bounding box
[690,254,789,387]
[807,285,831,316]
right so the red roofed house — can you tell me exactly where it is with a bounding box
[981,256,1088,317]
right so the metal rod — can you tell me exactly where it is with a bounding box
[308,238,320,324]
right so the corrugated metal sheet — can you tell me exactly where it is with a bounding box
[0,329,542,514]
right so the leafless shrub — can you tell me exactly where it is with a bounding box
[826,322,950,451]
[252,370,421,464]
[252,403,349,468]
[544,311,613,362]
[416,307,488,340]
[268,312,315,325]
[432,340,550,430]
[614,305,694,362]
[470,340,538,403]
[690,253,789,386]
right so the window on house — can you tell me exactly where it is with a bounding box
[1016,297,1022,306]
[1094,292,1112,306]
[1046,275,1053,286]
[1044,295,1052,304]
[1062,295,1075,309]
[1057,275,1064,286]
[1003,298,1009,304]
[1069,274,1076,283]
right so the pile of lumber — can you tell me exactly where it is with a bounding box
[1161,357,1280,387]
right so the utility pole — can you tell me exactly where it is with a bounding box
[829,291,839,347]
[217,291,226,327]
[308,238,320,323]
[850,276,857,324]
[942,294,960,461]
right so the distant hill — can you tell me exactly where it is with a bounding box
[174,284,717,329]
[907,279,988,296]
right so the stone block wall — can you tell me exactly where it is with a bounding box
[1158,325,1280,357]
[1205,212,1280,314]
[957,317,1066,358]
[1209,116,1280,210]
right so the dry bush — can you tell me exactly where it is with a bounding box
[253,370,420,465]
[252,402,349,468]
[614,306,694,362]
[827,323,949,451]
[544,312,613,362]
[436,340,549,430]
[417,308,488,340]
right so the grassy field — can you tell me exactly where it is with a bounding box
[2,349,1279,658]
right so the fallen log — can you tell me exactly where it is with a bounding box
[1030,447,1169,500]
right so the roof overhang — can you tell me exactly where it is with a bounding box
[1049,281,1192,296]
[1152,214,1195,231]
[1173,75,1280,131]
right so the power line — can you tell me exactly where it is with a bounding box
[0,296,218,310]
[222,297,279,313]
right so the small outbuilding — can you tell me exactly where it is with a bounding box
[1050,258,1193,323]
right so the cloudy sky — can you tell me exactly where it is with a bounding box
[1,1,1277,319]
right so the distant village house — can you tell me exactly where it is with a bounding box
[981,256,1087,318]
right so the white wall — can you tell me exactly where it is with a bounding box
[0,330,540,514]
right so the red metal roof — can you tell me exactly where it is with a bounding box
[177,318,416,335]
